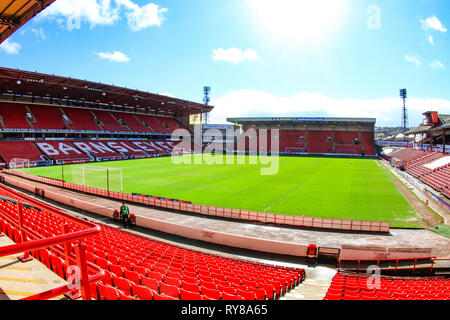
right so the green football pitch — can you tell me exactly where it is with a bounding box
[22,155,423,228]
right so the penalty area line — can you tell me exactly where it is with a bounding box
[264,182,303,212]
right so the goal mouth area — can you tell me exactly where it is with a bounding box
[69,165,123,192]
[9,158,31,170]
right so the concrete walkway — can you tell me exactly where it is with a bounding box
[0,236,68,300]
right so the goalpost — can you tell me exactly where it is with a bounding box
[70,165,123,192]
[9,158,31,171]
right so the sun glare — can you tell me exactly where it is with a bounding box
[249,0,348,45]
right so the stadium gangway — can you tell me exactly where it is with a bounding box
[0,185,104,300]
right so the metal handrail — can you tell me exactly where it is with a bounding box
[0,184,104,300]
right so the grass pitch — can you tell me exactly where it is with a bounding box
[23,155,422,228]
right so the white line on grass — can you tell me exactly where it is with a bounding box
[264,182,304,212]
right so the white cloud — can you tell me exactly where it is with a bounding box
[212,48,261,64]
[97,51,130,62]
[207,89,450,127]
[430,60,445,70]
[0,39,21,54]
[420,16,447,32]
[428,35,435,45]
[38,0,166,31]
[32,27,47,40]
[116,0,167,31]
[404,54,421,67]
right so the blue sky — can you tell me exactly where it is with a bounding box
[1,0,450,127]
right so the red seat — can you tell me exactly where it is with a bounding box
[160,282,180,299]
[222,292,244,300]
[181,281,200,294]
[97,283,120,300]
[238,289,256,301]
[112,275,132,296]
[148,271,164,281]
[153,292,179,300]
[132,284,154,300]
[124,270,141,285]
[109,264,124,277]
[201,287,221,300]
[254,288,266,300]
[132,265,148,277]
[141,277,160,293]
[163,276,181,288]
[181,288,202,300]
[200,280,217,290]
[119,291,139,300]
[218,285,236,296]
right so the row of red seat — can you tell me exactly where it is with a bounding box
[0,140,182,164]
[324,273,450,300]
[386,149,449,197]
[0,185,305,300]
[278,130,374,155]
[0,102,188,133]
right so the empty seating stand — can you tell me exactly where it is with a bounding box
[136,114,172,134]
[91,110,129,132]
[306,131,333,154]
[62,107,102,131]
[28,105,67,130]
[0,184,305,301]
[324,273,450,300]
[112,112,153,133]
[0,141,45,164]
[0,102,32,129]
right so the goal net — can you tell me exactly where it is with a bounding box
[70,165,123,192]
[9,158,31,171]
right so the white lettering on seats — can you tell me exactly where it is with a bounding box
[88,142,116,154]
[36,143,59,156]
[73,142,96,154]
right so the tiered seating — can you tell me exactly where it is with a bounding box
[34,141,89,161]
[86,225,305,300]
[360,132,375,156]
[71,141,122,158]
[324,273,450,300]
[420,165,450,192]
[104,141,149,157]
[333,131,358,145]
[0,102,32,128]
[157,117,180,131]
[91,110,129,132]
[384,148,427,164]
[406,165,433,179]
[28,105,67,130]
[443,188,450,199]
[0,188,88,282]
[111,112,153,133]
[305,131,333,154]
[63,107,102,131]
[279,130,306,153]
[132,140,180,155]
[136,114,172,134]
[0,186,306,301]
[404,152,444,170]
[0,141,45,163]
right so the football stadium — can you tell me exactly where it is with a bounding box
[0,0,449,306]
